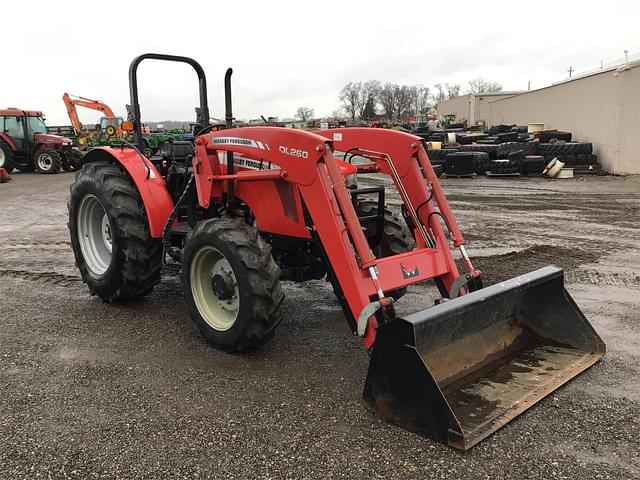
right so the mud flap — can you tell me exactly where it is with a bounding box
[363,266,605,450]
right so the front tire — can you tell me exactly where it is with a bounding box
[34,149,62,174]
[0,140,15,173]
[62,150,83,172]
[68,161,162,301]
[182,217,284,352]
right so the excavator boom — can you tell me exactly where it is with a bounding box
[62,93,118,135]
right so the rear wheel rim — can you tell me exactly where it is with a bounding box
[77,194,112,276]
[190,246,239,331]
[0,149,5,167]
[37,153,53,171]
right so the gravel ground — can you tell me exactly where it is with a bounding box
[1,170,639,479]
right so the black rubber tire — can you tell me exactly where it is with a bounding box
[523,156,545,174]
[0,140,15,173]
[62,150,83,172]
[539,130,572,143]
[68,161,162,301]
[460,144,498,159]
[488,124,513,135]
[444,152,477,176]
[538,142,592,156]
[357,200,415,301]
[182,217,284,352]
[34,149,63,174]
[489,159,520,174]
[496,131,518,143]
[497,142,525,158]
[507,149,525,164]
[426,148,458,162]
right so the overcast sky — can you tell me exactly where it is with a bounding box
[3,0,639,125]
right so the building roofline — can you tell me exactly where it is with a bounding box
[488,59,640,104]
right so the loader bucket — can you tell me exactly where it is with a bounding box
[363,266,605,450]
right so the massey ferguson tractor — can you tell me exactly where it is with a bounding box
[68,54,605,450]
[0,108,74,174]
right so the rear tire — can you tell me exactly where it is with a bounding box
[357,200,415,301]
[68,161,162,301]
[182,217,284,352]
[34,149,62,174]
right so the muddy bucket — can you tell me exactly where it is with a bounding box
[363,266,605,450]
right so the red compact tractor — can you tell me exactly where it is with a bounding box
[0,108,74,174]
[68,54,605,450]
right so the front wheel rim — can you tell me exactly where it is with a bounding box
[37,153,53,171]
[190,246,239,331]
[77,194,112,276]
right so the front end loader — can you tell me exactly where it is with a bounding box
[68,54,605,450]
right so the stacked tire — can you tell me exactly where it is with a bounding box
[538,142,596,169]
[489,158,521,175]
[538,130,572,142]
[444,151,487,176]
[426,148,459,167]
[460,143,498,159]
[522,155,546,174]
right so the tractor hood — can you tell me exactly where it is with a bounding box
[35,133,72,146]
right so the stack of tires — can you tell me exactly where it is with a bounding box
[444,151,488,176]
[487,141,535,175]
[522,155,546,174]
[538,142,597,169]
[426,148,459,167]
[460,143,498,159]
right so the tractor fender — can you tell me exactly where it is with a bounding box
[0,133,16,151]
[82,147,174,238]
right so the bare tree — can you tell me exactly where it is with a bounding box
[338,82,362,120]
[377,83,397,120]
[445,83,461,99]
[395,85,415,120]
[362,96,377,120]
[432,83,446,104]
[413,85,430,116]
[358,80,380,118]
[296,106,314,122]
[467,77,502,94]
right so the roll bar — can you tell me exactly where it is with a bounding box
[127,53,210,150]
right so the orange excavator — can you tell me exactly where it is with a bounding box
[62,93,124,149]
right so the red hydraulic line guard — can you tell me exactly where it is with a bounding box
[322,149,377,269]
[416,147,464,247]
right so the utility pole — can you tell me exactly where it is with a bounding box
[527,80,530,91]
[567,66,574,78]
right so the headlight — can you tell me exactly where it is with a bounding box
[345,173,358,190]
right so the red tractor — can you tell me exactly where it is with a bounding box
[0,108,73,174]
[67,54,605,450]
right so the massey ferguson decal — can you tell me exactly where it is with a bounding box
[217,152,280,171]
[401,264,420,280]
[212,137,270,150]
[278,146,309,159]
